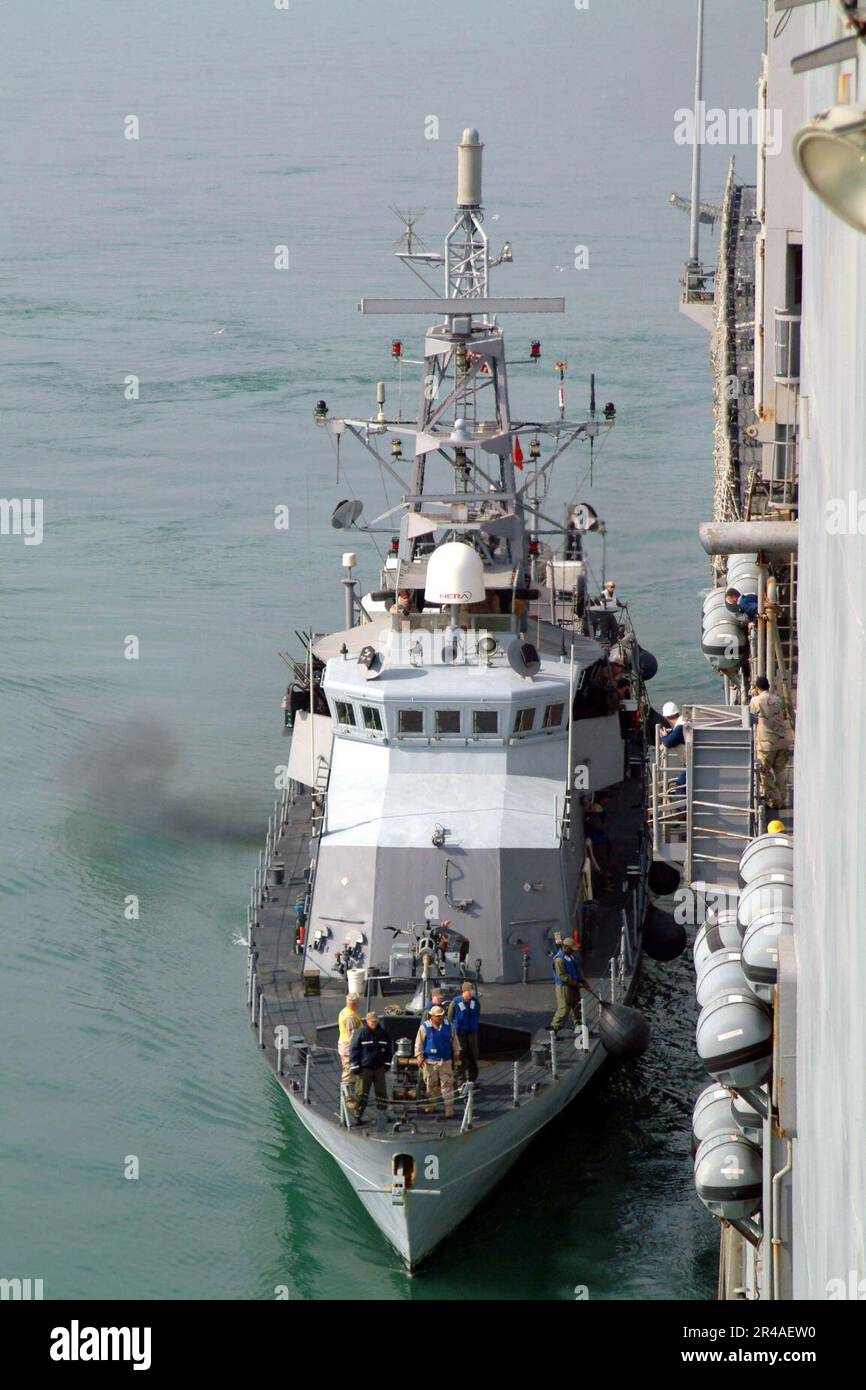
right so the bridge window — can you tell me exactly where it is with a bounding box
[398,709,424,735]
[543,703,564,729]
[473,709,498,736]
[361,704,383,732]
[334,700,356,727]
[435,709,461,736]
[513,707,535,734]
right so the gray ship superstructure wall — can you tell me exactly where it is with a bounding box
[791,5,866,1300]
[303,653,624,983]
[311,841,579,983]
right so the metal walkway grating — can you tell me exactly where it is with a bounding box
[685,704,756,892]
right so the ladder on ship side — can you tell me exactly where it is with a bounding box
[303,752,332,920]
[685,704,756,894]
[313,753,330,798]
[774,553,798,705]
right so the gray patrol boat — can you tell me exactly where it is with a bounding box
[244,129,663,1269]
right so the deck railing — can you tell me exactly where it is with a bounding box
[248,806,651,1131]
[249,764,652,1131]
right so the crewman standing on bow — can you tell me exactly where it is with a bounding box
[349,1011,393,1126]
[550,940,587,1034]
[449,983,481,1085]
[415,1005,461,1118]
[337,992,363,1107]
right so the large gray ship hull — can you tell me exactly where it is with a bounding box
[251,761,649,1269]
[279,992,628,1268]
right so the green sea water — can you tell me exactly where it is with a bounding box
[0,0,764,1299]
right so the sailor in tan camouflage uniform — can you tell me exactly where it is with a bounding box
[749,675,794,809]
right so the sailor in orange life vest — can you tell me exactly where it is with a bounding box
[414,1005,461,1118]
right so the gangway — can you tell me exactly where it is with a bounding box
[650,703,756,896]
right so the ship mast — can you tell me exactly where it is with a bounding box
[320,129,615,588]
[687,0,705,269]
[446,129,489,299]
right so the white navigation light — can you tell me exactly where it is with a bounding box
[458,128,484,208]
[424,542,486,606]
[793,104,866,235]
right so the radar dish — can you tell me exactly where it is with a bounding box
[507,640,541,680]
[358,644,384,680]
[331,498,363,530]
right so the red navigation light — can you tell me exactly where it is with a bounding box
[392,339,403,358]
[530,340,541,360]
[529,539,539,557]
[390,535,400,554]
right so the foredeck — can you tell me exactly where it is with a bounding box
[246,769,648,1138]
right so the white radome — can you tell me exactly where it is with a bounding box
[424,541,486,606]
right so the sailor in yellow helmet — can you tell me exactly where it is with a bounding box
[337,993,363,1106]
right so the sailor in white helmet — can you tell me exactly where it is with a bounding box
[660,701,687,794]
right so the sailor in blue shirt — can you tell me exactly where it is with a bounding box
[726,587,758,622]
[449,984,481,1084]
[660,701,687,795]
[349,1011,392,1125]
[660,719,685,754]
